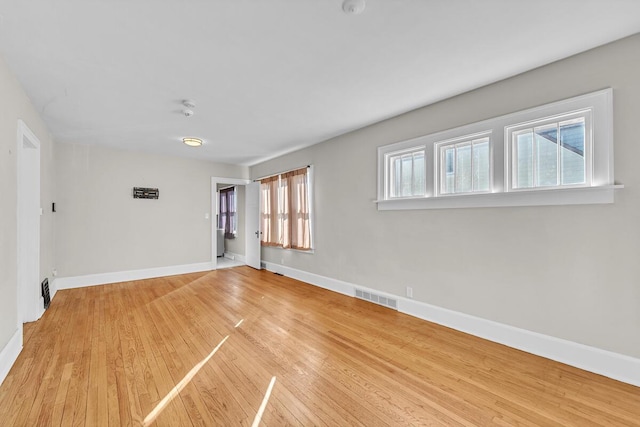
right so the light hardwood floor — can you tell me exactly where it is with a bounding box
[0,267,638,426]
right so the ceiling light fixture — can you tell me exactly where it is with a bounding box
[342,0,365,15]
[182,137,203,147]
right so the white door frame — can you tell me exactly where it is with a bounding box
[16,120,41,325]
[244,181,261,270]
[210,177,251,269]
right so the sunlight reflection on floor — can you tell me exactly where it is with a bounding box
[142,335,229,426]
[252,376,277,427]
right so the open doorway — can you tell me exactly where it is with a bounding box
[211,177,251,269]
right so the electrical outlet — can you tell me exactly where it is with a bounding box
[52,269,57,277]
[406,286,413,298]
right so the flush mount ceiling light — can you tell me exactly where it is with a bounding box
[342,0,365,15]
[182,137,203,147]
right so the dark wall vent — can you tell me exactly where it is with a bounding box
[42,278,50,309]
[133,187,159,199]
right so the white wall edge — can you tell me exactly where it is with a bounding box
[54,262,214,290]
[263,261,640,387]
[0,327,22,387]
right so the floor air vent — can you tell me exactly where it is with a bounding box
[355,288,398,310]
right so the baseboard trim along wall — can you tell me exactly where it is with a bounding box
[222,252,246,263]
[263,261,640,388]
[54,262,214,290]
[0,328,23,387]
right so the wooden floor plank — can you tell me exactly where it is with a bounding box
[0,267,638,426]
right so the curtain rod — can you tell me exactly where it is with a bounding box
[254,165,311,182]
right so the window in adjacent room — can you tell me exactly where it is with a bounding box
[219,186,237,238]
[260,166,313,251]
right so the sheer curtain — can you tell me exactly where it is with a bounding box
[282,168,311,250]
[260,175,280,247]
[260,167,311,250]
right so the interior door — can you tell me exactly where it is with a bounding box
[245,182,261,269]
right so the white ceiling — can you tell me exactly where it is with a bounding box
[1,1,639,166]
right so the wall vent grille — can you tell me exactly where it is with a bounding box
[355,288,398,310]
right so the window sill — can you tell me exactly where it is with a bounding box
[375,185,623,211]
[261,245,315,254]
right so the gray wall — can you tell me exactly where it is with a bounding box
[0,56,56,352]
[55,142,248,277]
[251,34,640,359]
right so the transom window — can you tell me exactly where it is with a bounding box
[437,134,491,195]
[386,147,426,199]
[376,88,614,210]
[508,110,591,190]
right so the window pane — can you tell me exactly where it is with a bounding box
[389,149,425,198]
[455,144,472,193]
[443,147,455,194]
[560,118,586,185]
[535,124,558,187]
[515,130,534,188]
[412,152,426,196]
[473,139,490,191]
[401,154,413,197]
[392,156,402,197]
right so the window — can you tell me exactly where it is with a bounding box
[376,88,615,210]
[260,167,313,251]
[508,111,591,190]
[219,187,236,238]
[386,147,426,199]
[437,134,491,195]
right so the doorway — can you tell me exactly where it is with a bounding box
[210,177,251,269]
[16,120,41,325]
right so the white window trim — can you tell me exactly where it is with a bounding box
[435,131,493,196]
[385,145,426,199]
[376,88,620,211]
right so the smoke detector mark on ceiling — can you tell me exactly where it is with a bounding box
[182,99,195,117]
[342,0,365,15]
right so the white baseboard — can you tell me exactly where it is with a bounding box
[264,261,353,296]
[223,252,246,263]
[50,278,58,302]
[54,262,214,290]
[0,328,22,387]
[262,261,640,387]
